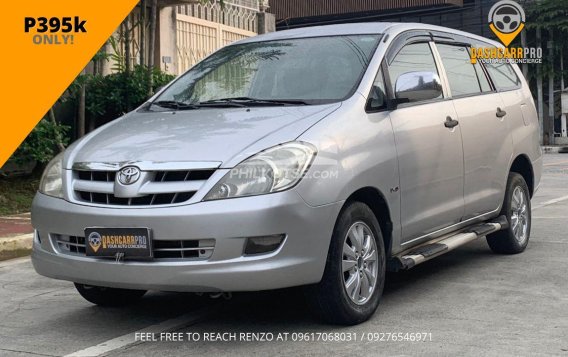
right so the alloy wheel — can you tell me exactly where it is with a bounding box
[510,186,529,245]
[342,222,379,305]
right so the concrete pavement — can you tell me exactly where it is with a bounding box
[0,154,567,356]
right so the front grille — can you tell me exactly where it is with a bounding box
[55,235,86,255]
[73,169,215,206]
[77,170,116,181]
[75,191,196,206]
[153,239,215,259]
[53,234,215,260]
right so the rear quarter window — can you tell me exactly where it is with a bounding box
[484,62,521,91]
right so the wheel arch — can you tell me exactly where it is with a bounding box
[509,154,534,198]
[343,187,394,257]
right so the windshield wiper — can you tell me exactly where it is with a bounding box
[199,97,309,107]
[197,99,248,108]
[152,97,310,110]
[152,100,201,110]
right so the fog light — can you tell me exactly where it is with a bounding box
[244,234,285,255]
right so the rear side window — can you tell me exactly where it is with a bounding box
[388,42,442,102]
[436,44,485,97]
[484,62,521,91]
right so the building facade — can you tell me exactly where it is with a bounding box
[96,0,273,76]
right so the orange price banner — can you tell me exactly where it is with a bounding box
[0,0,139,167]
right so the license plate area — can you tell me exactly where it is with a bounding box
[84,227,152,260]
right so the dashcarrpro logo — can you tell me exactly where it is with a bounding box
[88,231,102,253]
[488,0,525,47]
[470,0,542,65]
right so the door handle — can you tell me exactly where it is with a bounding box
[496,107,507,118]
[444,116,459,129]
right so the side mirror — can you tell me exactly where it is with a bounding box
[394,71,443,103]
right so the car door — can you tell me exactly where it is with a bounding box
[386,42,465,243]
[435,43,513,220]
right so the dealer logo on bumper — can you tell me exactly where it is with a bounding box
[87,232,102,253]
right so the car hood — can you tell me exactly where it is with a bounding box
[66,104,340,169]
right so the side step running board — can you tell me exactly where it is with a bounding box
[394,216,508,270]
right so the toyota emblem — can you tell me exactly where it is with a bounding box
[117,166,141,185]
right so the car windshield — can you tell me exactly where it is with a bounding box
[153,34,381,107]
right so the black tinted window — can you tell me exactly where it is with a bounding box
[368,68,387,110]
[485,62,521,90]
[437,44,482,97]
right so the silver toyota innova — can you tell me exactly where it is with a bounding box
[32,22,542,325]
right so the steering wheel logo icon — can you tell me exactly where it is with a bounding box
[488,0,526,46]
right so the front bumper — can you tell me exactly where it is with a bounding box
[31,191,343,292]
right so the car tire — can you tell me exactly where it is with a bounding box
[74,283,146,306]
[305,202,386,325]
[486,172,531,254]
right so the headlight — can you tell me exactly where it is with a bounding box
[204,142,316,200]
[39,152,64,198]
